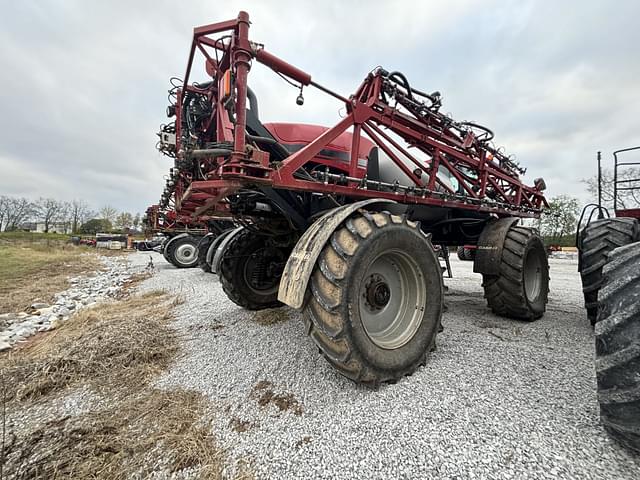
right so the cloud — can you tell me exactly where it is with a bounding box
[0,0,638,213]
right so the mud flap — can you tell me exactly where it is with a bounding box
[277,199,396,310]
[473,217,519,275]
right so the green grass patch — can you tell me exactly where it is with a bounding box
[0,231,71,241]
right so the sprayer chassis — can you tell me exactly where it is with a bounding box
[153,11,551,386]
[173,12,546,225]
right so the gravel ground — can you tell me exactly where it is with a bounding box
[133,252,640,480]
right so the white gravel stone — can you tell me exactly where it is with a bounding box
[129,251,640,480]
[0,253,145,350]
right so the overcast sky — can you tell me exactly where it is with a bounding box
[1,0,639,214]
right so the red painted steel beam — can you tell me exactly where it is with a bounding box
[255,49,312,86]
[276,115,354,178]
[164,12,547,219]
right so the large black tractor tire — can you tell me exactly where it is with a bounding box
[219,229,290,310]
[481,225,549,320]
[595,241,640,454]
[303,212,443,386]
[165,235,200,268]
[197,234,215,272]
[579,218,638,325]
[162,238,174,264]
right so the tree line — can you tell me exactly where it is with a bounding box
[539,168,640,245]
[0,195,141,234]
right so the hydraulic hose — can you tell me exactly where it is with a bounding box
[247,87,259,119]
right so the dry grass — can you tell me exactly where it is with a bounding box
[0,290,246,479]
[2,290,175,402]
[3,388,224,479]
[113,271,153,299]
[0,243,99,314]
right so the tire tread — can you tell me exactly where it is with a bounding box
[595,240,640,454]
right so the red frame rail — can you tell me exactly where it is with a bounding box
[171,11,548,219]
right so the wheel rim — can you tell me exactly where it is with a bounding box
[174,243,196,264]
[523,248,543,301]
[359,249,427,350]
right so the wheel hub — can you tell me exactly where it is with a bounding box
[364,274,391,310]
[175,243,196,264]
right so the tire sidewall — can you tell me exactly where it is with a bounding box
[343,225,443,371]
[224,233,281,306]
[171,237,199,268]
[197,234,215,270]
[523,235,548,316]
[162,239,173,262]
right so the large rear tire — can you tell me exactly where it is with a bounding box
[219,229,291,310]
[579,218,638,325]
[481,225,549,320]
[595,241,640,454]
[166,236,199,268]
[303,212,443,386]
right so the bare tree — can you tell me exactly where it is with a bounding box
[35,197,66,233]
[60,201,73,233]
[3,197,34,231]
[132,212,141,229]
[99,205,118,224]
[583,167,640,211]
[541,195,580,243]
[114,211,134,232]
[68,199,93,233]
[0,196,9,232]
